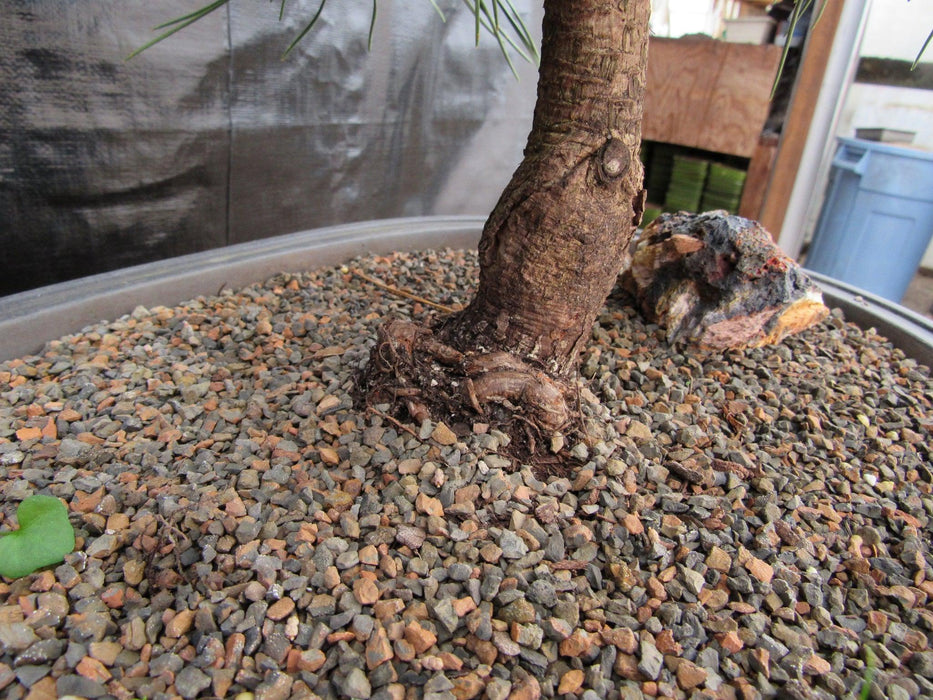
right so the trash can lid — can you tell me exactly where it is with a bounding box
[837,137,933,200]
[840,136,933,161]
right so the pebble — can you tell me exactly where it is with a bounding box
[0,249,929,700]
[339,667,373,698]
[55,674,108,698]
[638,640,664,680]
[174,666,211,699]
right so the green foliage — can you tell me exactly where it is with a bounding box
[771,0,827,99]
[129,0,539,75]
[859,647,877,700]
[0,495,76,580]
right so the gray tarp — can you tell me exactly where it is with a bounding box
[0,1,539,295]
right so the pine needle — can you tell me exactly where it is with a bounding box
[913,28,932,70]
[282,0,328,57]
[352,270,458,314]
[368,0,378,52]
[126,0,230,60]
[130,0,538,74]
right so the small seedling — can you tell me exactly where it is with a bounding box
[0,495,76,579]
[859,646,878,700]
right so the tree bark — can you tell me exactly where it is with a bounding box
[364,0,651,434]
[441,0,650,377]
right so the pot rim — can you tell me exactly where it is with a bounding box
[0,216,484,361]
[0,216,930,367]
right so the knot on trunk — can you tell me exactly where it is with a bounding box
[596,138,630,183]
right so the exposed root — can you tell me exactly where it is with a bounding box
[468,370,568,431]
[357,317,578,458]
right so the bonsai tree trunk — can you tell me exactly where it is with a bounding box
[365,0,650,435]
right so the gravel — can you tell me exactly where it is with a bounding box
[0,247,931,699]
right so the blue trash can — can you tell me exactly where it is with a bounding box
[805,137,933,302]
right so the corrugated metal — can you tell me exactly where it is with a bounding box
[0,0,539,295]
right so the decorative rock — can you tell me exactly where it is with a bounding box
[85,534,121,559]
[510,674,541,700]
[623,211,829,349]
[17,640,63,671]
[909,651,933,678]
[682,567,706,596]
[165,609,196,638]
[602,626,637,654]
[75,656,111,683]
[431,598,461,634]
[500,599,536,625]
[626,421,653,443]
[560,630,594,658]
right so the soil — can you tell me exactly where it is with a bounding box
[0,247,930,700]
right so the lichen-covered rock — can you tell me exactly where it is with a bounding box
[622,211,828,349]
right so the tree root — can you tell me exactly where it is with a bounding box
[359,319,573,436]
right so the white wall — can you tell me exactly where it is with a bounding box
[650,0,725,38]
[836,83,933,150]
[859,1,931,61]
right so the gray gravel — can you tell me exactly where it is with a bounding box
[0,248,931,700]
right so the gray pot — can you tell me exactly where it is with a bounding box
[1,216,930,366]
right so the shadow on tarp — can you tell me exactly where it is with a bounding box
[0,1,538,296]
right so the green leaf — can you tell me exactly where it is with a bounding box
[0,495,75,580]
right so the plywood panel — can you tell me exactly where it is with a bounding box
[644,38,782,158]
